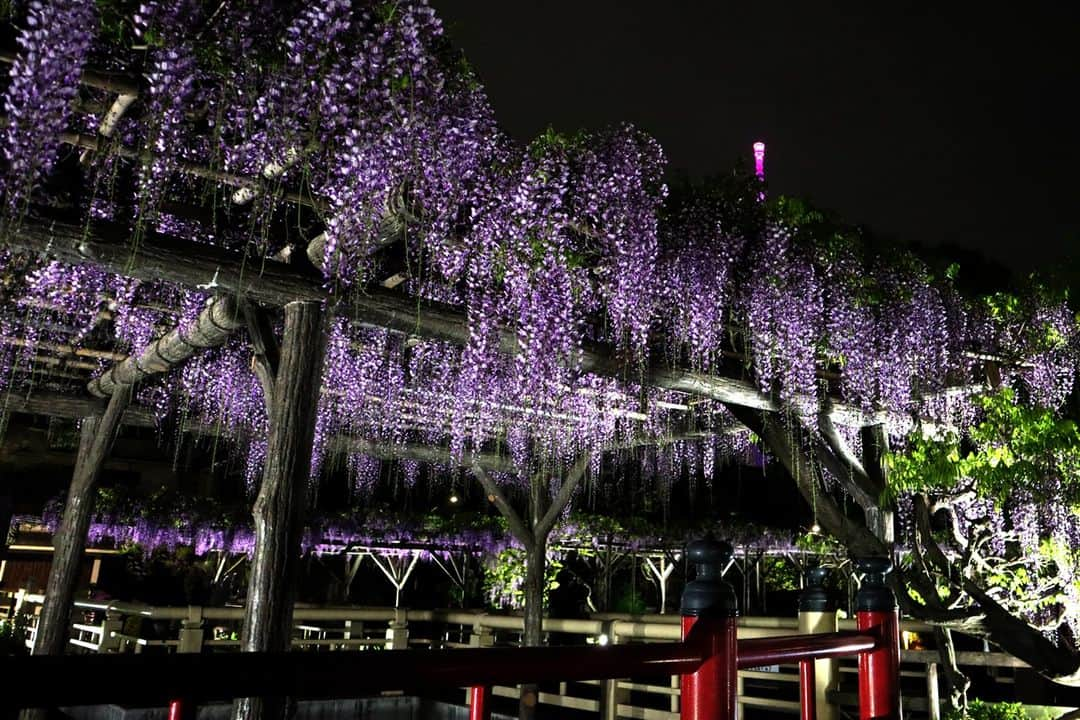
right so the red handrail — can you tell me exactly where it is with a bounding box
[5,546,902,720]
[0,639,708,709]
[737,631,878,669]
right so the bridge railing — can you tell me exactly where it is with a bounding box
[2,540,907,720]
[0,621,887,720]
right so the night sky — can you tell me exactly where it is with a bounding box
[433,2,1080,275]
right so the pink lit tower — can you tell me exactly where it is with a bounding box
[753,141,766,199]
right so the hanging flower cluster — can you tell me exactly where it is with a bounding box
[1,0,96,214]
[739,224,824,416]
[0,0,1077,529]
[132,0,203,224]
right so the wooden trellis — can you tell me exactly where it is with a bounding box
[0,44,1011,720]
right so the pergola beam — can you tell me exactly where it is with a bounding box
[8,212,979,428]
[0,390,157,427]
[87,295,244,397]
[5,213,326,306]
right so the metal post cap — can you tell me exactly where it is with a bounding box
[853,557,897,612]
[679,535,738,618]
[799,566,833,612]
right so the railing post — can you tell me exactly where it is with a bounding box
[468,685,491,720]
[680,536,739,720]
[168,699,197,720]
[926,662,940,720]
[855,558,901,720]
[799,566,838,720]
[600,620,629,720]
[386,608,408,650]
[469,618,494,647]
[98,610,124,653]
[178,607,205,653]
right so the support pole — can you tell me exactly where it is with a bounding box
[31,386,132,658]
[600,621,629,720]
[468,685,491,720]
[799,660,816,720]
[232,301,325,720]
[855,558,901,720]
[680,536,739,720]
[21,387,131,720]
[799,566,839,720]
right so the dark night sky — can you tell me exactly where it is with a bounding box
[433,2,1080,274]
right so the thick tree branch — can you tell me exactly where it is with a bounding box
[961,577,1080,681]
[914,493,955,576]
[471,462,533,551]
[814,415,877,511]
[535,452,591,541]
[241,302,281,411]
[860,424,890,497]
[724,404,884,557]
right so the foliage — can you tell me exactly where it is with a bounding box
[944,700,1028,720]
[482,548,562,611]
[888,389,1080,507]
[612,587,649,615]
[887,386,1080,645]
[0,613,29,656]
[761,556,801,592]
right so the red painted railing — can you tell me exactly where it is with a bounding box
[0,544,900,720]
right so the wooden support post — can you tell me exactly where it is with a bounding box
[385,608,409,650]
[98,611,124,653]
[178,607,205,653]
[799,567,840,720]
[469,618,494,648]
[927,662,941,720]
[232,301,325,720]
[21,387,130,720]
[599,621,629,720]
[31,387,131,657]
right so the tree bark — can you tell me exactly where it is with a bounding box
[6,213,326,306]
[519,534,547,720]
[472,456,589,720]
[0,390,156,427]
[933,626,970,710]
[22,387,131,720]
[860,424,894,543]
[232,301,325,720]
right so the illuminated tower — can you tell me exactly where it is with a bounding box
[753,141,766,200]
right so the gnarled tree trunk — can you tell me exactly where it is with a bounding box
[729,403,1080,688]
[472,454,590,720]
